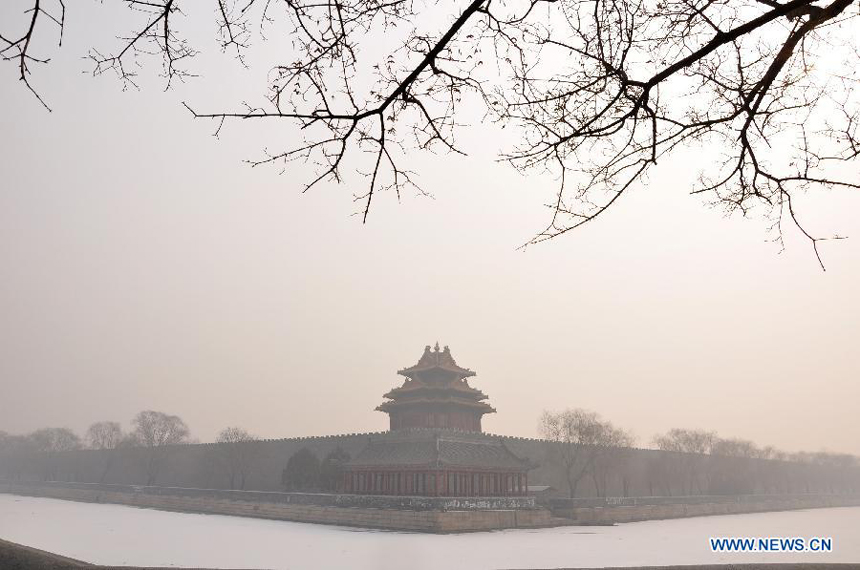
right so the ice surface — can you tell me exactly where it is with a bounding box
[0,495,858,569]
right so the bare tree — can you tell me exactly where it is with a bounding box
[27,427,81,481]
[0,431,36,481]
[645,450,678,496]
[539,408,634,498]
[590,430,636,497]
[653,428,716,494]
[215,426,258,490]
[649,427,860,496]
[86,421,124,450]
[707,436,764,494]
[4,0,858,257]
[85,421,125,483]
[789,450,859,494]
[129,410,190,485]
[29,427,81,453]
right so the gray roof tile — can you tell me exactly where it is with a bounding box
[347,430,529,471]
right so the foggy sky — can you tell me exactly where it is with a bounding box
[1,1,858,455]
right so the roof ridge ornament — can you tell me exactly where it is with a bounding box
[398,343,476,379]
[383,345,493,432]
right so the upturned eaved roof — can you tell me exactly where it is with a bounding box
[397,343,476,379]
[378,344,494,419]
[376,397,496,415]
[347,429,530,471]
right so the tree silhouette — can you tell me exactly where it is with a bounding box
[540,408,634,497]
[85,421,126,483]
[282,447,321,491]
[215,426,258,490]
[3,0,858,260]
[129,410,190,485]
[319,447,351,492]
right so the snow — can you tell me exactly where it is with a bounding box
[1,495,858,569]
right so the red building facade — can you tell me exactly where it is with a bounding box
[343,344,530,497]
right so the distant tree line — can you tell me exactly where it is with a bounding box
[539,409,860,498]
[649,428,860,497]
[0,412,263,488]
[0,414,347,492]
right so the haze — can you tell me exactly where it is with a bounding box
[1,0,858,456]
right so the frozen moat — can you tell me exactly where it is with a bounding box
[1,495,858,569]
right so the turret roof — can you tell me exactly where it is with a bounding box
[397,343,476,379]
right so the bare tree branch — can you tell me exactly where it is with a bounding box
[3,0,858,261]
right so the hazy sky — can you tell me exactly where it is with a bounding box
[1,1,858,455]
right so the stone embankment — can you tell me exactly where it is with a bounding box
[545,494,860,524]
[0,481,552,532]
[2,481,859,532]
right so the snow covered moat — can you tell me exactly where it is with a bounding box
[1,495,859,569]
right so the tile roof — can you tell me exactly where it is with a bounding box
[347,429,530,471]
[397,344,476,378]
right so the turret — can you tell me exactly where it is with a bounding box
[376,344,495,432]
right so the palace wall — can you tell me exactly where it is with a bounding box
[1,430,858,498]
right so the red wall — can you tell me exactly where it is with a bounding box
[389,409,482,432]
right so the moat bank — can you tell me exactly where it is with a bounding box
[1,496,859,569]
[2,481,859,531]
[545,494,860,524]
[0,481,552,532]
